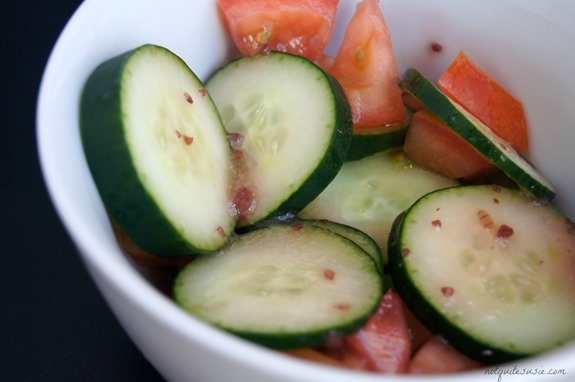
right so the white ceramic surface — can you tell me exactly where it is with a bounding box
[37,0,575,381]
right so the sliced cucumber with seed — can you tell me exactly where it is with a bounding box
[80,44,237,256]
[173,223,383,349]
[388,184,575,363]
[299,149,458,261]
[302,219,383,273]
[400,68,555,201]
[206,52,352,227]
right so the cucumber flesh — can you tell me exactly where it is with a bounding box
[400,68,555,201]
[81,44,236,255]
[173,223,383,349]
[388,184,575,363]
[206,52,352,227]
[298,149,458,261]
[303,219,384,273]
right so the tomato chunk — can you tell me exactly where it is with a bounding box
[403,110,497,180]
[341,290,412,373]
[403,305,434,354]
[217,0,338,62]
[438,51,529,153]
[408,336,483,374]
[328,0,406,129]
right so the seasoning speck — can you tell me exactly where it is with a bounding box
[324,269,335,281]
[430,42,443,53]
[184,92,193,104]
[441,286,455,297]
[432,219,442,230]
[497,224,514,238]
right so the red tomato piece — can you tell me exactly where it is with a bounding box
[408,336,483,374]
[403,110,498,180]
[438,51,529,153]
[402,92,426,113]
[112,223,192,270]
[217,0,339,62]
[328,0,406,129]
[329,347,371,371]
[403,305,434,354]
[342,290,412,373]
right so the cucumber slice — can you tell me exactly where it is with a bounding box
[206,52,352,227]
[345,108,412,162]
[388,184,575,363]
[173,223,383,349]
[298,149,458,261]
[400,68,556,201]
[80,44,236,256]
[303,219,383,273]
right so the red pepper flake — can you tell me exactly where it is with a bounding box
[291,224,303,232]
[233,186,255,218]
[184,92,194,104]
[431,219,442,229]
[216,226,226,237]
[430,42,443,53]
[323,269,335,281]
[183,135,194,146]
[175,130,193,146]
[491,185,501,193]
[441,286,455,297]
[401,248,411,257]
[497,224,514,238]
[477,209,494,229]
[493,198,500,204]
[333,303,351,311]
[199,87,207,97]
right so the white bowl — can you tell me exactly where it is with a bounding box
[37,0,575,381]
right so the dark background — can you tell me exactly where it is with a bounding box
[3,2,165,381]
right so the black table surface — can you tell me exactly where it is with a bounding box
[3,2,165,381]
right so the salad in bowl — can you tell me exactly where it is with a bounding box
[38,0,575,381]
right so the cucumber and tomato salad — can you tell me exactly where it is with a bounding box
[388,185,575,363]
[205,52,352,227]
[80,45,382,349]
[79,0,574,372]
[80,44,237,256]
[174,222,384,349]
[299,149,459,263]
[400,68,555,202]
[82,46,352,255]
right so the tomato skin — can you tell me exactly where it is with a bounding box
[438,51,529,153]
[217,0,339,62]
[403,110,497,180]
[328,0,406,128]
[408,336,483,374]
[341,290,412,373]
